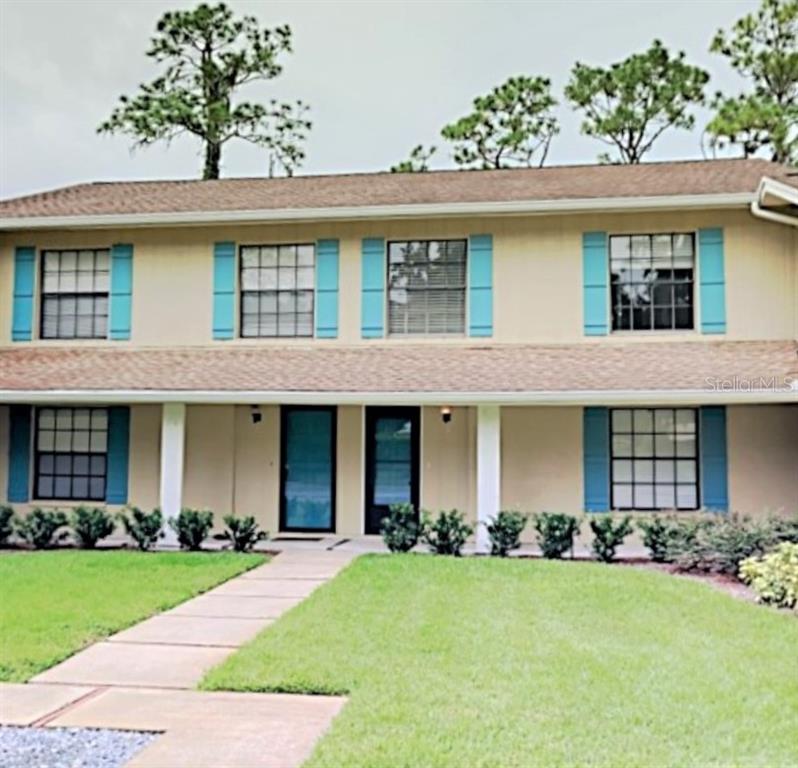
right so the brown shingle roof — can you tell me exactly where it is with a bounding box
[1,341,795,396]
[1,159,795,220]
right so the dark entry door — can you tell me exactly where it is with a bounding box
[364,407,420,535]
[280,406,336,532]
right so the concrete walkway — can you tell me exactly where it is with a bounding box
[0,550,354,767]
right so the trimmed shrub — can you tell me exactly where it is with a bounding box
[590,514,633,562]
[221,514,268,552]
[532,512,580,559]
[0,506,13,546]
[422,509,473,556]
[119,507,163,551]
[740,542,798,610]
[380,503,421,553]
[768,514,798,544]
[637,515,685,563]
[485,510,527,557]
[70,506,115,549]
[169,508,214,551]
[14,508,69,549]
[671,514,778,575]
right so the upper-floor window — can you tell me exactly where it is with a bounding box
[610,408,698,511]
[34,407,108,501]
[41,249,110,339]
[387,239,466,336]
[240,244,314,337]
[610,233,694,332]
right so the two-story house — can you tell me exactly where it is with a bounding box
[1,158,796,549]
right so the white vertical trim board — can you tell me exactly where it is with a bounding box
[476,405,501,554]
[159,402,186,547]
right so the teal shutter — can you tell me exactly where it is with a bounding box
[583,407,610,512]
[12,247,36,342]
[7,405,32,502]
[106,407,130,504]
[698,228,726,334]
[213,242,236,340]
[700,406,728,512]
[361,238,385,338]
[109,244,133,340]
[583,232,608,336]
[468,234,493,337]
[316,239,339,338]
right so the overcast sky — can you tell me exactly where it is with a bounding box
[0,0,758,200]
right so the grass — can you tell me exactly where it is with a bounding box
[0,549,263,681]
[202,554,798,768]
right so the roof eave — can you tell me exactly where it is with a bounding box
[0,192,755,231]
[0,386,795,406]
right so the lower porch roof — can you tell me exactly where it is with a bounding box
[1,340,796,406]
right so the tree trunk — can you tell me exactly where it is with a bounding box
[203,142,222,180]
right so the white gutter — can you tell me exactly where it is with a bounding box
[0,192,754,231]
[0,387,795,406]
[750,176,798,227]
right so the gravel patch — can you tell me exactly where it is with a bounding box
[0,725,157,768]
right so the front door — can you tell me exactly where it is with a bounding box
[280,406,336,533]
[364,407,420,535]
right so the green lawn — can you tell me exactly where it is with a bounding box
[0,550,263,682]
[202,554,798,768]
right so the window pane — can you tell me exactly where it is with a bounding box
[296,267,314,289]
[676,485,697,509]
[634,484,654,509]
[73,431,89,451]
[655,433,675,456]
[634,460,654,482]
[676,460,696,482]
[612,435,632,457]
[654,410,674,432]
[634,410,654,431]
[37,475,54,498]
[278,246,296,267]
[613,484,632,508]
[89,478,105,499]
[54,477,71,498]
[241,247,259,268]
[296,245,314,266]
[675,410,696,432]
[655,460,675,482]
[655,485,676,509]
[613,460,632,482]
[241,268,260,290]
[612,410,632,432]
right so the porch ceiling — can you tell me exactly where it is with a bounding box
[1,340,796,405]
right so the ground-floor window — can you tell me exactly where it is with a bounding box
[610,408,698,510]
[34,407,108,500]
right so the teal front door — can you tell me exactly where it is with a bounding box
[280,406,336,532]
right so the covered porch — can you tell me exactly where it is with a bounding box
[1,340,796,549]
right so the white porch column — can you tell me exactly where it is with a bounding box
[476,405,501,554]
[159,402,186,548]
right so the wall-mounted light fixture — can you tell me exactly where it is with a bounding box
[251,405,262,424]
[440,406,452,424]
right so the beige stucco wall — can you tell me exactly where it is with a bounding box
[728,404,798,515]
[501,406,583,516]
[336,405,364,536]
[128,404,160,510]
[2,209,795,347]
[420,406,476,521]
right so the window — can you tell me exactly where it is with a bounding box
[34,407,108,501]
[41,249,109,339]
[387,240,466,335]
[610,234,694,332]
[610,408,698,511]
[240,244,314,337]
